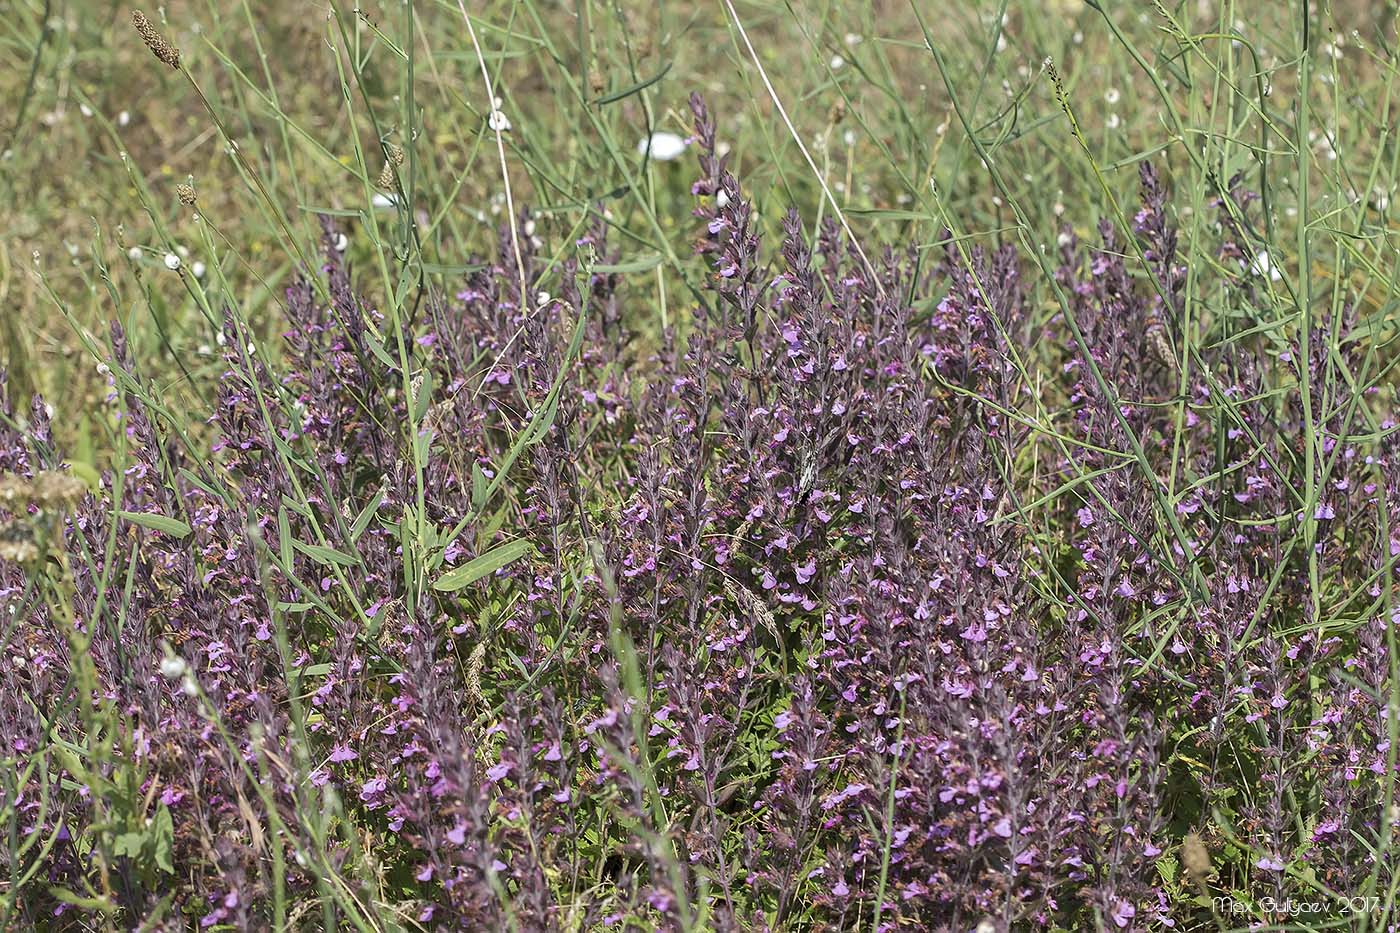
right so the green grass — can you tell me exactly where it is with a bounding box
[7,0,1386,464]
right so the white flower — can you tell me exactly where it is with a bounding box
[127,246,141,260]
[487,109,511,132]
[536,291,551,306]
[163,253,181,271]
[830,55,845,70]
[371,193,398,210]
[843,129,857,147]
[334,233,349,252]
[117,110,130,127]
[716,189,730,209]
[159,656,187,679]
[192,261,207,279]
[844,33,863,47]
[1249,249,1283,282]
[181,674,199,697]
[1107,113,1121,130]
[1105,87,1121,104]
[79,103,93,118]
[637,131,687,161]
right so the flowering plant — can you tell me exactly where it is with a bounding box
[1,97,1394,932]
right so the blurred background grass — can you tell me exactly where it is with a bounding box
[2,0,1397,467]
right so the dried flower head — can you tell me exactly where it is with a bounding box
[377,162,395,189]
[30,471,88,510]
[177,183,196,205]
[132,10,181,69]
[1182,832,1212,883]
[0,474,30,508]
[0,522,38,564]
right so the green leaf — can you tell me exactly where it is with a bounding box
[113,831,145,859]
[297,204,364,217]
[277,506,293,570]
[272,436,314,474]
[153,804,174,874]
[365,335,401,371]
[117,511,191,539]
[594,253,663,274]
[63,460,103,493]
[594,62,673,105]
[349,491,384,544]
[471,462,488,511]
[47,887,117,912]
[845,208,936,221]
[432,539,533,592]
[421,261,488,275]
[291,538,359,568]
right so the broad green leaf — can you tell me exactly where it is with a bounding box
[432,539,533,592]
[117,511,191,539]
[153,804,174,873]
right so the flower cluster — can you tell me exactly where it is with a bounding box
[1,98,1394,930]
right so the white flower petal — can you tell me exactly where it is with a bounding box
[637,131,687,162]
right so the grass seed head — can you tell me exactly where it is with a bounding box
[132,10,181,70]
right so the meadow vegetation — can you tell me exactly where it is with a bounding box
[2,0,1400,929]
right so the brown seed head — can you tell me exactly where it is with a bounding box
[132,10,181,69]
[377,162,395,189]
[177,183,196,206]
